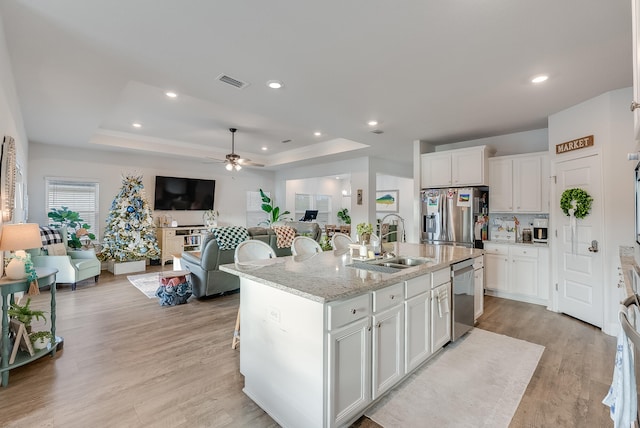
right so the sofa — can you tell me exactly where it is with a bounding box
[181,222,322,298]
[180,232,239,298]
[247,221,322,257]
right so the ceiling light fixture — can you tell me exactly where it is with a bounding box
[218,128,264,171]
[165,91,178,98]
[132,123,142,128]
[531,75,549,84]
[367,120,378,126]
[267,80,283,89]
[314,131,322,137]
[261,147,267,151]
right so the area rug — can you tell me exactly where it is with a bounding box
[365,328,544,428]
[127,272,161,298]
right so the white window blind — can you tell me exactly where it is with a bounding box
[294,193,331,226]
[246,191,266,227]
[45,178,100,238]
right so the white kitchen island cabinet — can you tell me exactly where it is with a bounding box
[221,243,483,428]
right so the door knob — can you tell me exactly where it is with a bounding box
[588,240,599,253]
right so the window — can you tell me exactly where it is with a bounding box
[45,178,100,238]
[295,193,331,226]
[246,191,266,227]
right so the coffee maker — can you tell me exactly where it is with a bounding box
[533,218,548,243]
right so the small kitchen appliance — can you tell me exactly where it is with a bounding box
[533,218,548,243]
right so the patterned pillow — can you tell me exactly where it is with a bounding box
[40,226,63,246]
[272,225,296,248]
[211,226,249,250]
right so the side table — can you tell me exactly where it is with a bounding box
[0,267,59,387]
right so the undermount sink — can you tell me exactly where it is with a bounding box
[367,255,435,268]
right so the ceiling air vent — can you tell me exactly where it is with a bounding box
[281,139,292,144]
[371,129,384,134]
[217,74,250,89]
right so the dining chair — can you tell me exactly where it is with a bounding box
[331,232,353,251]
[231,240,276,349]
[291,236,323,256]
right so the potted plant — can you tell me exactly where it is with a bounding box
[356,222,373,244]
[29,330,54,350]
[259,189,291,225]
[337,208,351,225]
[8,298,46,333]
[48,206,96,249]
[319,235,333,251]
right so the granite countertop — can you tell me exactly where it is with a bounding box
[220,243,483,303]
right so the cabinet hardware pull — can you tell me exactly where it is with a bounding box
[377,322,382,328]
[368,326,372,331]
[631,101,640,111]
[351,309,356,314]
[390,295,395,299]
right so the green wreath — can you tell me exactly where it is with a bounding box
[560,188,593,219]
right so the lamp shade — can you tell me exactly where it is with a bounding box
[0,223,42,251]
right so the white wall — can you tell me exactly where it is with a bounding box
[548,87,635,336]
[427,128,549,156]
[28,143,275,236]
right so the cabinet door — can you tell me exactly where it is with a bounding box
[510,247,538,297]
[421,153,452,188]
[474,268,484,320]
[372,304,404,399]
[404,292,431,373]
[537,247,550,301]
[484,246,509,292]
[513,156,542,213]
[328,318,371,427]
[452,148,484,186]
[431,283,451,351]
[488,158,513,212]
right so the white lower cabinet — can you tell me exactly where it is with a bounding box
[483,242,549,305]
[431,267,452,351]
[404,276,431,373]
[328,295,372,427]
[372,283,405,399]
[473,256,484,321]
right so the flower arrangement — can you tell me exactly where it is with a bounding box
[356,222,373,235]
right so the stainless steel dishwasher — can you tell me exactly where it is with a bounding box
[451,258,475,341]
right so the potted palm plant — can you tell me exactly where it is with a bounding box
[8,298,46,333]
[259,189,291,225]
[48,206,96,249]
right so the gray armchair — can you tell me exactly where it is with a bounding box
[180,233,240,298]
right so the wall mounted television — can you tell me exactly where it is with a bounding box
[154,176,215,211]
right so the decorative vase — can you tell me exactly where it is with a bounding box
[203,210,219,229]
[359,232,371,245]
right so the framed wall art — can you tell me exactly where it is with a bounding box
[376,190,399,213]
[1,136,16,222]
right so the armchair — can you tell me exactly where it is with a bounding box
[29,227,101,291]
[180,232,240,298]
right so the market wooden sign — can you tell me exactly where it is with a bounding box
[556,135,594,154]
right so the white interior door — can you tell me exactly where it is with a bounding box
[553,154,603,327]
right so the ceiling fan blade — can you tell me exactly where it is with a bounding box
[238,158,264,167]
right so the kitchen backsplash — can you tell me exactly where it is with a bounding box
[488,213,548,242]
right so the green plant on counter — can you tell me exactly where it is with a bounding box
[337,208,351,225]
[356,222,373,236]
[259,189,291,225]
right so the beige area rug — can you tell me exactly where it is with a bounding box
[365,328,544,428]
[127,272,161,298]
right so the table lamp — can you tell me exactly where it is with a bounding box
[0,223,42,279]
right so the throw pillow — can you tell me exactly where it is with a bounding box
[45,243,67,256]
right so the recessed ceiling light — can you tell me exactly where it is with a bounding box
[165,91,178,98]
[132,123,142,128]
[261,147,268,151]
[314,131,322,137]
[367,120,378,126]
[531,75,549,84]
[267,80,283,89]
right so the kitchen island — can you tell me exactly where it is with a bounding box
[220,243,482,428]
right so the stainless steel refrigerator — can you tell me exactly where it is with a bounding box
[421,187,488,248]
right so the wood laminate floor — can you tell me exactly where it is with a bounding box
[0,267,617,427]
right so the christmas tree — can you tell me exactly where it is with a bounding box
[98,174,160,262]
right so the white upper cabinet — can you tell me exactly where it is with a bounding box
[632,0,640,141]
[489,152,549,213]
[420,146,489,188]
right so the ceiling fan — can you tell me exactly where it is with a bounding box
[211,128,264,171]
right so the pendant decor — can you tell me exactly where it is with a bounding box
[560,188,593,254]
